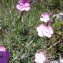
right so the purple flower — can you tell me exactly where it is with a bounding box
[16,0,30,11]
[0,46,10,63]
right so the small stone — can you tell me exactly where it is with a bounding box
[53,13,63,20]
[59,56,63,63]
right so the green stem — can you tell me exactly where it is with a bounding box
[20,11,24,21]
[16,11,24,23]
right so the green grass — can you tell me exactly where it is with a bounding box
[0,0,63,63]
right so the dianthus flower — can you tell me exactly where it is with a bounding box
[35,52,46,63]
[0,46,10,63]
[36,24,53,38]
[16,0,30,11]
[40,13,50,22]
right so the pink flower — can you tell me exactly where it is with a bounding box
[0,47,6,52]
[36,24,53,38]
[16,0,30,11]
[35,52,46,63]
[40,13,50,22]
[43,26,53,37]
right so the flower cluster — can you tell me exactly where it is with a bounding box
[0,46,10,63]
[35,52,46,63]
[36,13,53,38]
[16,0,30,11]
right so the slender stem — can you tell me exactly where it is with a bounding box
[20,11,24,21]
[15,11,24,23]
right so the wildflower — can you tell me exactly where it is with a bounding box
[35,52,46,63]
[36,24,53,38]
[0,46,10,63]
[40,13,50,22]
[16,0,30,11]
